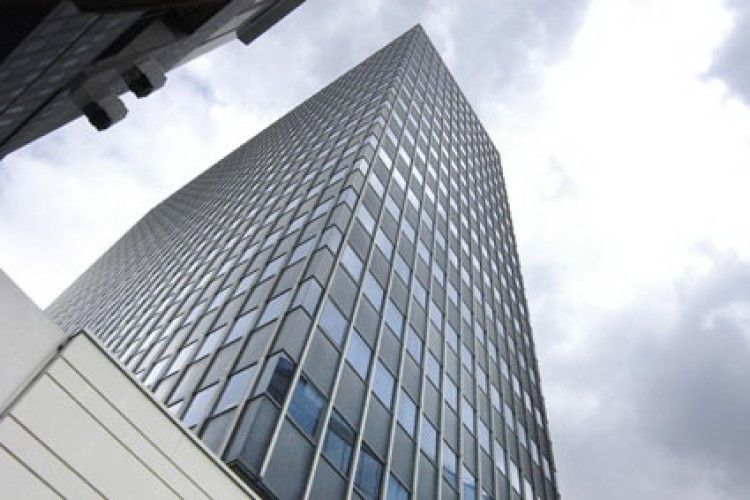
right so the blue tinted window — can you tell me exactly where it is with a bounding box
[266,354,294,404]
[289,377,325,436]
[355,446,383,499]
[387,474,409,500]
[323,410,355,474]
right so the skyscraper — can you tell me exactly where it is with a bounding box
[48,25,558,500]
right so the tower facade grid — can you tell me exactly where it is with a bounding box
[48,26,558,500]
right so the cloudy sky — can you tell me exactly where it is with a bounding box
[2,0,750,498]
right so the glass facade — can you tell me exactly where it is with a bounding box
[48,25,558,500]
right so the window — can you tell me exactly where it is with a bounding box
[144,356,169,386]
[319,299,348,345]
[461,347,474,374]
[491,386,501,411]
[258,291,290,326]
[372,360,395,409]
[443,375,458,411]
[355,446,383,500]
[356,205,376,233]
[420,416,437,460]
[289,377,325,436]
[394,253,411,284]
[292,278,323,316]
[209,287,231,311]
[233,271,256,297]
[263,354,294,404]
[425,351,440,388]
[494,440,507,475]
[406,327,423,363]
[509,460,521,493]
[478,420,491,453]
[442,442,458,488]
[428,300,443,328]
[461,397,475,433]
[397,389,417,437]
[375,229,394,258]
[341,244,364,280]
[462,467,477,500]
[182,384,219,428]
[412,280,427,308]
[384,300,405,338]
[477,366,488,393]
[289,238,315,265]
[213,365,256,415]
[362,273,384,310]
[323,410,355,474]
[387,474,409,500]
[226,309,256,343]
[346,330,372,379]
[446,323,458,352]
[167,342,196,376]
[260,255,284,281]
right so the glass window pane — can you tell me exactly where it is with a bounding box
[195,326,226,360]
[385,300,405,338]
[341,244,364,280]
[397,389,417,437]
[425,351,440,388]
[226,309,256,343]
[258,291,290,326]
[289,377,326,436]
[406,327,423,363]
[266,355,295,404]
[167,341,196,376]
[443,374,458,411]
[213,365,256,415]
[387,473,409,500]
[462,467,477,500]
[346,330,372,379]
[319,299,348,345]
[323,410,355,474]
[363,273,384,310]
[442,442,458,488]
[372,360,395,409]
[420,416,437,460]
[355,446,383,500]
[461,397,475,434]
[182,384,219,428]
